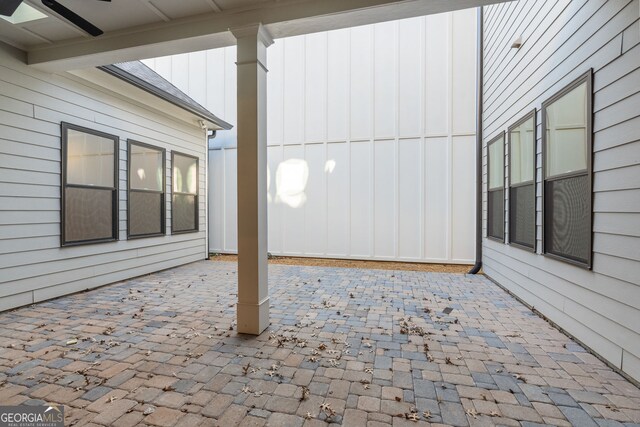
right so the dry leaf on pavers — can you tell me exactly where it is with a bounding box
[242,363,251,375]
[320,403,336,418]
[605,405,620,412]
[143,407,156,415]
[66,338,78,345]
[489,410,499,417]
[423,411,432,419]
[405,413,420,422]
[108,395,118,403]
[241,386,253,394]
[514,374,527,383]
[466,408,478,418]
[163,385,175,392]
[300,386,310,401]
[305,412,312,420]
[364,368,373,374]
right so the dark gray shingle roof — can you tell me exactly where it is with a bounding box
[98,61,232,130]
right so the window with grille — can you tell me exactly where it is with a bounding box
[128,141,165,238]
[487,133,505,241]
[61,123,118,246]
[508,110,536,250]
[542,70,593,267]
[171,152,199,234]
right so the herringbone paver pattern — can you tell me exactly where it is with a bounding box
[0,260,638,426]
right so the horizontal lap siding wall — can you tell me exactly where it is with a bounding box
[481,0,640,381]
[144,10,478,264]
[0,43,208,311]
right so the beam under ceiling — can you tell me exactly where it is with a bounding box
[27,0,512,72]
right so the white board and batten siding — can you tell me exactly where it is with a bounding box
[481,0,640,382]
[0,43,209,311]
[143,9,478,264]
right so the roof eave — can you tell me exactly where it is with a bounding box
[98,64,233,131]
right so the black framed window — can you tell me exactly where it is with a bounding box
[487,133,505,241]
[128,141,165,238]
[171,152,199,234]
[61,123,118,246]
[508,110,536,250]
[542,70,593,268]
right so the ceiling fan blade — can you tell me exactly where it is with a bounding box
[41,0,103,36]
[0,0,24,16]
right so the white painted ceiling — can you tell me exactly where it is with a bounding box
[0,0,230,47]
[0,0,511,71]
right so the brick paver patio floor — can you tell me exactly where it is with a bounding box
[1,260,639,427]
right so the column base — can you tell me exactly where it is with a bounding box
[237,297,270,335]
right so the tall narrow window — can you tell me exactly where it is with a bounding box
[542,70,592,267]
[487,133,505,241]
[172,152,199,234]
[128,141,165,238]
[508,110,536,250]
[61,123,118,245]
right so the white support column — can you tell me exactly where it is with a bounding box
[231,23,273,335]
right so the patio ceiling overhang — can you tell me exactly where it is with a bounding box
[0,0,511,72]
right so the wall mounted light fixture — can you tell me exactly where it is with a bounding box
[511,35,523,49]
